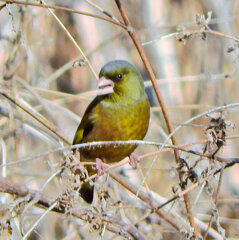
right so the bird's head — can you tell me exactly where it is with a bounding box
[97,60,145,100]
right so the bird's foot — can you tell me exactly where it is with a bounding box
[129,153,140,169]
[93,158,106,178]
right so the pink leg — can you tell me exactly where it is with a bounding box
[93,158,106,177]
[129,153,140,169]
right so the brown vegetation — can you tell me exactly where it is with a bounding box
[0,0,239,239]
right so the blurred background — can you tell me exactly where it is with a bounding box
[0,0,239,239]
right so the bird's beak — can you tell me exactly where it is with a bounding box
[97,76,114,96]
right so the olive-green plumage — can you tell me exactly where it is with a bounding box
[73,60,150,203]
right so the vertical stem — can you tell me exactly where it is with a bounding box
[115,0,199,236]
[203,168,224,239]
[116,0,177,152]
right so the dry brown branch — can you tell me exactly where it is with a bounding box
[203,168,224,239]
[114,0,198,235]
[1,155,236,239]
[0,0,127,29]
[0,91,70,144]
[0,176,146,240]
[1,1,239,238]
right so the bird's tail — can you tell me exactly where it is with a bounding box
[80,181,94,204]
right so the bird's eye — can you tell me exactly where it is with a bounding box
[115,74,123,81]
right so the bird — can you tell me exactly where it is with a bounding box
[73,60,150,203]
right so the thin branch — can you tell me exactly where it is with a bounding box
[109,171,183,231]
[1,0,127,29]
[0,156,237,239]
[114,0,198,235]
[142,29,239,46]
[15,76,56,122]
[0,176,146,240]
[22,201,58,240]
[111,163,233,239]
[114,0,178,154]
[84,0,123,24]
[203,168,225,239]
[0,91,70,144]
[41,0,98,80]
[0,139,213,169]
[0,176,28,196]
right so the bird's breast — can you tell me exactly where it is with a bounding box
[81,97,150,163]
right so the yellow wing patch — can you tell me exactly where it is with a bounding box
[73,128,84,145]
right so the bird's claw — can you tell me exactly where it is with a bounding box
[129,154,140,169]
[93,158,106,178]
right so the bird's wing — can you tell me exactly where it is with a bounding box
[72,96,103,145]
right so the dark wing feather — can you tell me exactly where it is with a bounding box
[73,96,106,204]
[72,95,105,145]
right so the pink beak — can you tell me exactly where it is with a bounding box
[97,76,114,96]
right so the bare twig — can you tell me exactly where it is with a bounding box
[0,176,146,240]
[0,156,237,239]
[109,171,183,231]
[84,0,123,24]
[0,140,212,169]
[0,176,28,196]
[142,29,239,46]
[0,91,70,144]
[1,0,128,29]
[41,0,98,80]
[203,168,225,239]
[114,0,198,235]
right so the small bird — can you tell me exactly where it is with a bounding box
[73,60,150,203]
